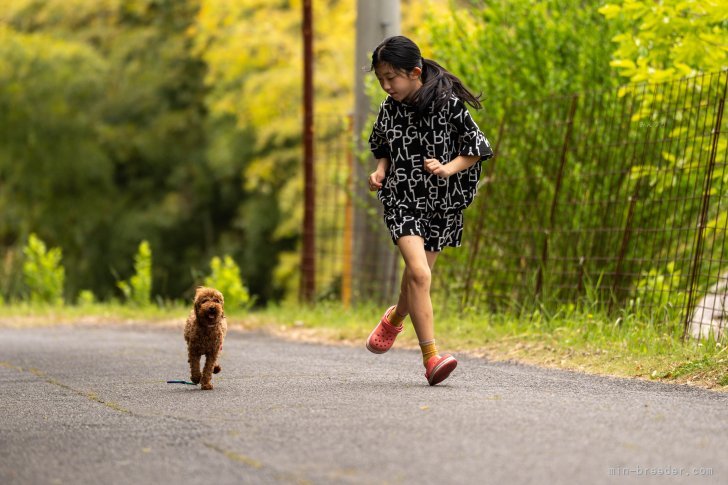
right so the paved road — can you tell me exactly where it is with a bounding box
[0,325,726,485]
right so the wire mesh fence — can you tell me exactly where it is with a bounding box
[310,114,400,305]
[308,114,349,301]
[439,70,728,340]
[310,71,728,340]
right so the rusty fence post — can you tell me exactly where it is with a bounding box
[342,114,354,308]
[299,0,316,303]
[462,107,509,309]
[610,193,638,314]
[682,75,727,340]
[536,95,579,299]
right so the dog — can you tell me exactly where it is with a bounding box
[184,287,227,390]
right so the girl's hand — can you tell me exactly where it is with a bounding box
[369,169,386,191]
[424,158,453,178]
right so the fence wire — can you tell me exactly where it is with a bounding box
[310,114,401,305]
[311,71,728,340]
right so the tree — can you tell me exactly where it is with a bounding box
[0,25,112,300]
[1,0,230,301]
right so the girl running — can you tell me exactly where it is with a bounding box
[365,35,493,385]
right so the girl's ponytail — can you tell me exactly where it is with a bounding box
[412,58,482,115]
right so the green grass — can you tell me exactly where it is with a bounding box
[1,300,726,390]
[255,300,728,390]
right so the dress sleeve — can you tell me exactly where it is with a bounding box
[368,102,390,159]
[451,98,494,162]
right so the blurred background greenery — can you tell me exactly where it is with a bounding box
[0,0,725,307]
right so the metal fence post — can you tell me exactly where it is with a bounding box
[683,75,727,340]
[611,193,638,313]
[462,108,508,308]
[342,115,355,308]
[536,95,579,298]
[300,0,316,302]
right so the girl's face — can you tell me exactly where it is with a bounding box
[374,63,422,103]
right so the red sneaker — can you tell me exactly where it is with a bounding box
[366,306,403,354]
[425,354,457,386]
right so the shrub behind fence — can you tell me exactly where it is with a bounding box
[442,71,727,338]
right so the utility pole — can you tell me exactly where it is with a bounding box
[354,1,400,148]
[301,0,315,303]
[351,0,401,303]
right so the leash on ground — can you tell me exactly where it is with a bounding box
[166,379,197,385]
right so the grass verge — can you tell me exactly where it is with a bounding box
[1,301,726,390]
[251,301,728,391]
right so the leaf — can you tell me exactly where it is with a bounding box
[609,59,637,70]
[598,4,622,19]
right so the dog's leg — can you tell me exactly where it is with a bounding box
[200,352,217,390]
[188,351,202,384]
[213,340,222,373]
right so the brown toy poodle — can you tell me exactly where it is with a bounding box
[184,287,227,390]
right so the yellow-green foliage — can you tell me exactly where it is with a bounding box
[193,0,356,297]
[599,0,728,82]
[77,290,96,306]
[204,256,252,311]
[117,241,152,307]
[22,234,65,306]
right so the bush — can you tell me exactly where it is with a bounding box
[204,255,252,311]
[22,233,65,305]
[77,290,96,306]
[117,241,152,307]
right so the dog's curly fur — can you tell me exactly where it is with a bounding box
[184,287,227,390]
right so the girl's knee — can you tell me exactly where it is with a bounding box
[406,265,431,288]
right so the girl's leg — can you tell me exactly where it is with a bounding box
[394,247,439,323]
[395,236,439,344]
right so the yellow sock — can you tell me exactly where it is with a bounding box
[388,306,406,327]
[419,340,439,366]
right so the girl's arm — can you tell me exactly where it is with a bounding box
[424,155,479,178]
[369,157,390,191]
[425,98,493,179]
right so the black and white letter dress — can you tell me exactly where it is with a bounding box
[368,95,493,251]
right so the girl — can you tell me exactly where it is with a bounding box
[365,36,493,385]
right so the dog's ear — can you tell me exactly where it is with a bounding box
[193,286,205,312]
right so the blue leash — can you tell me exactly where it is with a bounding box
[167,379,197,385]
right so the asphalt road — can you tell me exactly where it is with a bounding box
[0,324,726,485]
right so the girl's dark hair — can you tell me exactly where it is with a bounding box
[371,35,482,115]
